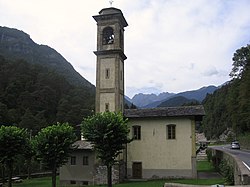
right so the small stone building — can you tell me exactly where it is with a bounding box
[60,140,125,186]
[59,141,95,186]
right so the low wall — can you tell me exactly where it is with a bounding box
[209,147,250,185]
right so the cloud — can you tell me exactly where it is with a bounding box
[203,66,219,77]
[1,0,250,98]
[124,0,250,95]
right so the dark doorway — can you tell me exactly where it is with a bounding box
[132,162,142,179]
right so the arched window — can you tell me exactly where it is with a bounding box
[102,27,114,45]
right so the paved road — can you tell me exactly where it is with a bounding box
[212,145,250,171]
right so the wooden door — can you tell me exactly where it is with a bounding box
[132,162,142,179]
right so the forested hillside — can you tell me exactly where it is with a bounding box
[0,56,95,134]
[0,26,96,135]
[0,26,94,89]
[203,44,250,139]
[158,96,199,107]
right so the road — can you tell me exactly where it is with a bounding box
[212,145,250,171]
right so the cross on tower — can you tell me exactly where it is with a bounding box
[109,0,114,6]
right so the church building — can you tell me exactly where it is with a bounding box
[60,6,205,186]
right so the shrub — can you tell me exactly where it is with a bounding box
[206,149,212,162]
[218,159,234,185]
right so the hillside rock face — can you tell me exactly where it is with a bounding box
[0,26,94,90]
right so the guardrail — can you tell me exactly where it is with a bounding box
[209,147,250,185]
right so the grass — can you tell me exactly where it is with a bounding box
[8,177,224,187]
[9,177,224,187]
[197,160,216,172]
[9,176,224,187]
[8,161,223,187]
[88,179,224,187]
[11,177,58,187]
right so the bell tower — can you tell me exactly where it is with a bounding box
[93,8,128,113]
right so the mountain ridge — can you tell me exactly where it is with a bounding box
[0,26,94,90]
[129,92,175,108]
[128,85,218,108]
[158,96,199,107]
[0,26,95,131]
[0,26,218,110]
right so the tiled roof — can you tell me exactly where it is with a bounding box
[124,105,205,118]
[72,140,93,150]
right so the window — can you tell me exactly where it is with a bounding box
[167,124,176,139]
[70,181,76,184]
[71,156,76,165]
[133,126,141,140]
[103,27,114,45]
[105,68,110,79]
[83,156,88,165]
[105,103,109,112]
[82,181,88,185]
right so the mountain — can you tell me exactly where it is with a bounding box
[158,96,199,107]
[0,26,94,90]
[175,85,218,101]
[0,26,95,134]
[132,86,218,108]
[130,92,174,108]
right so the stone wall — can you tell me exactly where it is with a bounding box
[209,147,250,185]
[94,165,119,185]
[94,161,125,185]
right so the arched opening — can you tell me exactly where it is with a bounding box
[102,27,114,45]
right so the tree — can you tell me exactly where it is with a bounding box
[33,122,77,187]
[81,112,132,187]
[0,126,30,187]
[23,137,36,179]
[0,102,8,125]
[203,44,250,139]
[230,44,250,79]
[0,56,95,133]
[124,103,129,109]
[19,108,39,133]
[130,103,137,109]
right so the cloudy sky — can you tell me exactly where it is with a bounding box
[0,0,250,98]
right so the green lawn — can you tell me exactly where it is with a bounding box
[11,177,58,187]
[87,179,224,187]
[9,177,224,187]
[117,178,224,187]
[8,161,223,187]
[197,160,216,172]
